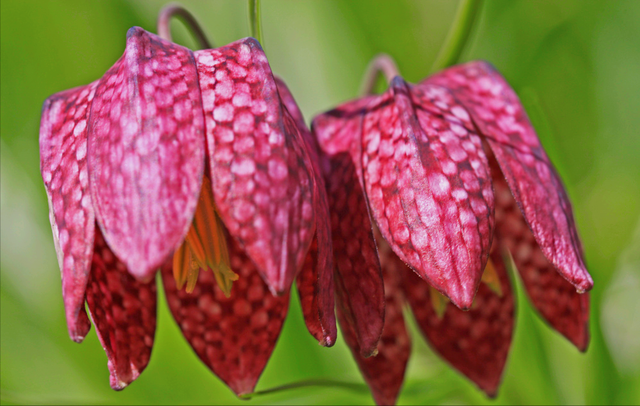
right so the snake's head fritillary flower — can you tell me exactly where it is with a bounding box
[312,59,592,403]
[39,26,335,394]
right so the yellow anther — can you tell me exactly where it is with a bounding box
[173,176,237,296]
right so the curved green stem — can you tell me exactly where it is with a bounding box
[359,53,400,96]
[249,0,265,47]
[157,4,213,49]
[239,379,368,400]
[430,0,483,72]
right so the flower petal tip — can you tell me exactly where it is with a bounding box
[109,377,128,391]
[361,346,379,358]
[319,334,336,348]
[575,274,594,293]
[444,287,476,312]
[484,386,499,399]
[107,360,140,391]
[66,309,91,343]
[229,378,257,398]
[122,261,159,283]
[577,339,590,353]
[266,283,289,298]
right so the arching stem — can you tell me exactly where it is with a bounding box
[238,379,368,400]
[157,4,213,49]
[248,0,265,47]
[359,53,400,96]
[430,0,483,72]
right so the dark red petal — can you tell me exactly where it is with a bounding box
[337,246,410,406]
[361,78,494,309]
[425,61,592,292]
[194,39,315,295]
[323,151,384,357]
[85,227,157,390]
[295,193,337,346]
[275,78,337,346]
[162,235,290,396]
[88,27,205,280]
[403,246,514,397]
[492,154,589,350]
[40,82,98,342]
[312,96,386,355]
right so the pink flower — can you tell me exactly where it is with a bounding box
[312,60,593,404]
[39,27,335,393]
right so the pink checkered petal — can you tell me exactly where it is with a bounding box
[195,39,315,295]
[162,236,290,396]
[323,151,385,357]
[40,81,98,342]
[275,78,336,346]
[491,154,589,350]
[87,27,205,280]
[361,77,494,309]
[312,95,377,156]
[85,227,157,390]
[425,61,593,293]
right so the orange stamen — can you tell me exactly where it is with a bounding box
[173,176,237,296]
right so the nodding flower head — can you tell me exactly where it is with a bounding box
[39,26,335,394]
[311,58,592,404]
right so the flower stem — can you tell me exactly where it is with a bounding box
[430,0,483,72]
[157,4,213,49]
[359,53,400,96]
[238,379,368,400]
[248,0,265,47]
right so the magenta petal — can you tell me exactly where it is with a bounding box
[40,82,99,342]
[361,78,494,309]
[403,246,515,397]
[338,253,410,406]
[87,27,205,280]
[492,155,589,350]
[194,39,315,294]
[296,235,336,346]
[425,61,593,292]
[338,266,411,405]
[312,97,386,355]
[295,169,336,347]
[313,95,377,156]
[162,236,290,396]
[276,78,337,346]
[322,151,385,357]
[85,227,157,390]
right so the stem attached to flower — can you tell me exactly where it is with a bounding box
[157,4,213,49]
[238,379,368,400]
[248,0,265,47]
[430,0,483,72]
[359,53,401,96]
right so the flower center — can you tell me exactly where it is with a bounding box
[172,175,237,295]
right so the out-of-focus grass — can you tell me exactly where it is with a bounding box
[2,1,639,405]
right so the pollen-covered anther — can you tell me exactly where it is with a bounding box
[173,175,237,295]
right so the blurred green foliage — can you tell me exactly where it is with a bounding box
[2,1,640,405]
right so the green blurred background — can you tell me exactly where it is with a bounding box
[2,0,639,404]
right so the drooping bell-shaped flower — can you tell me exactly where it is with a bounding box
[40,26,335,393]
[311,59,592,403]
